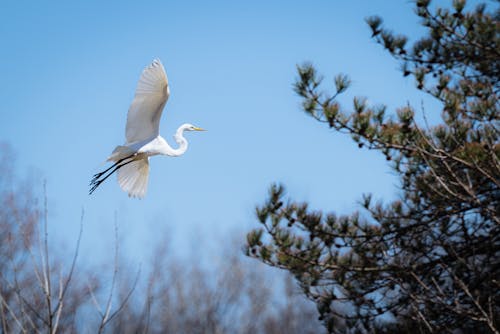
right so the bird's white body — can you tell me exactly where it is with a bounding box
[118,132,186,159]
[90,59,204,198]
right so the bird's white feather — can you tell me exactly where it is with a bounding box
[117,158,150,198]
[89,59,204,199]
[107,145,134,162]
[125,59,170,144]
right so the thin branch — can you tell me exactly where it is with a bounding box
[97,218,120,334]
[0,294,26,334]
[41,181,53,332]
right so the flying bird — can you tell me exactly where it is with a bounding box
[89,59,205,198]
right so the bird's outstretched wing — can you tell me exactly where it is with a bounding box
[125,59,170,143]
[117,157,150,198]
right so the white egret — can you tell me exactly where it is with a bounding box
[89,59,205,198]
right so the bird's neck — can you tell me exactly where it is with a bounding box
[172,126,189,156]
[159,126,188,157]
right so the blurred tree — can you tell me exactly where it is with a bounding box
[0,143,324,333]
[105,237,324,334]
[0,144,88,333]
[246,1,499,333]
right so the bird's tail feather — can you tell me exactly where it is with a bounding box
[117,158,150,198]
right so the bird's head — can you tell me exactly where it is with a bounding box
[184,123,206,132]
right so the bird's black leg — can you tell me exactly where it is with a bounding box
[89,155,136,195]
[90,155,134,185]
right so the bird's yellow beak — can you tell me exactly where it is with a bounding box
[193,127,206,131]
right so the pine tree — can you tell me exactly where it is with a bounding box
[246,1,499,332]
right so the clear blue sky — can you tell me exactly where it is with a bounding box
[0,0,458,264]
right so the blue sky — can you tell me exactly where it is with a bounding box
[0,0,456,264]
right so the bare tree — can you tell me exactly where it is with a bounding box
[0,143,324,333]
[106,234,324,334]
[0,144,85,333]
[0,144,134,334]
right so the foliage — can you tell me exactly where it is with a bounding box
[246,1,499,333]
